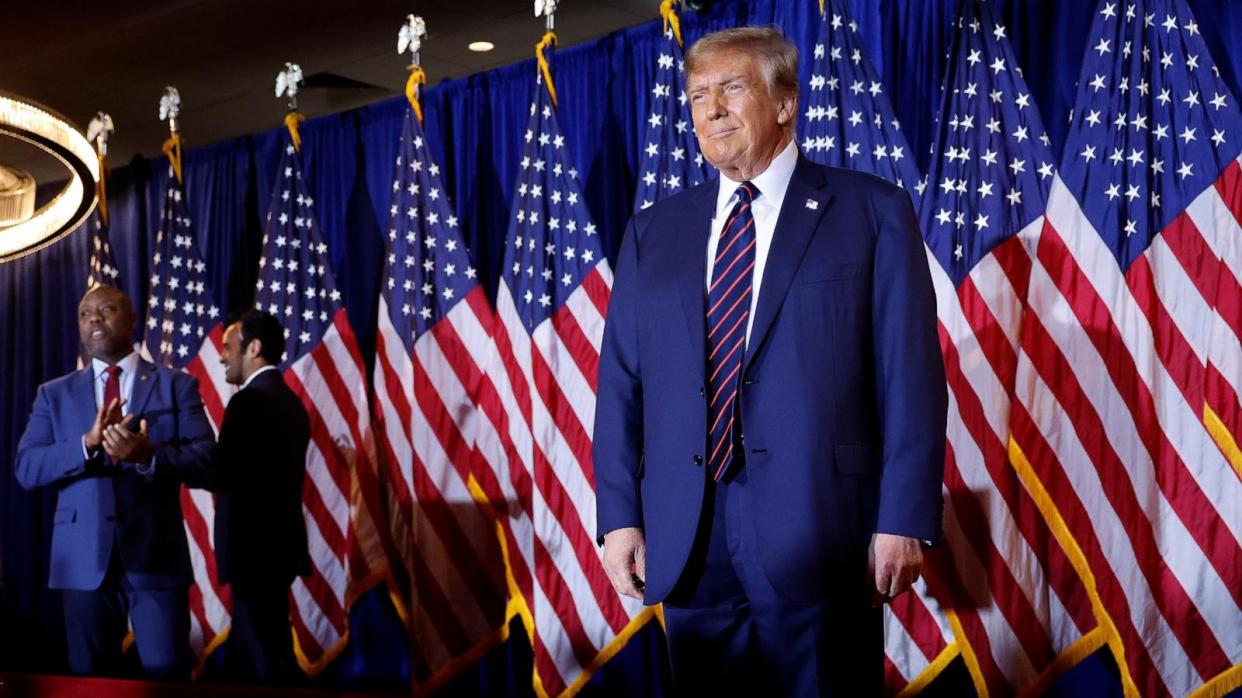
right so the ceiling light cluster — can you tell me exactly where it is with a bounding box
[0,92,98,262]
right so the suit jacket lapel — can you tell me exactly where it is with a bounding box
[744,157,834,373]
[129,361,158,418]
[677,179,717,382]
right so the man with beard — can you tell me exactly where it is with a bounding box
[212,309,310,682]
[16,284,215,679]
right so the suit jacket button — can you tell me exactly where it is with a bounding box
[693,455,703,466]
[698,387,705,398]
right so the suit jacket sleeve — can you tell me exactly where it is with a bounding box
[593,216,645,542]
[148,372,217,488]
[14,385,96,490]
[871,187,948,542]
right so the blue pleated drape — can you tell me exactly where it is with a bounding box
[2,0,1239,694]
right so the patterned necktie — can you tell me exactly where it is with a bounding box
[706,181,759,481]
[103,365,121,464]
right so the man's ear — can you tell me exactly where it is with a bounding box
[776,92,798,126]
[244,337,263,361]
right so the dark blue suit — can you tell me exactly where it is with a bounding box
[15,360,215,678]
[595,157,947,694]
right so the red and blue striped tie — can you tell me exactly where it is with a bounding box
[706,181,758,481]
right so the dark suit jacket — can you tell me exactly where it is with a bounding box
[594,156,948,605]
[211,368,311,586]
[15,360,215,590]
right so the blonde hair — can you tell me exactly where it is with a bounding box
[684,26,799,97]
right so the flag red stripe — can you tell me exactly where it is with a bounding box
[581,267,611,319]
[1039,225,1240,604]
[1161,212,1226,319]
[298,560,349,636]
[530,535,603,670]
[309,340,368,496]
[1206,365,1242,441]
[940,429,1055,669]
[954,277,1017,388]
[186,351,225,428]
[187,583,211,647]
[289,593,325,663]
[488,297,536,435]
[884,654,908,696]
[180,489,224,605]
[921,545,1006,694]
[948,279,1096,635]
[885,582,946,662]
[375,335,417,508]
[1017,304,1230,681]
[1124,255,1204,407]
[550,304,600,393]
[524,380,631,634]
[410,350,510,609]
[531,623,569,697]
[528,340,596,485]
[1210,162,1242,338]
[290,406,350,555]
[1008,401,1166,697]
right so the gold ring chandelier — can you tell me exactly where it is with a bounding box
[0,92,99,262]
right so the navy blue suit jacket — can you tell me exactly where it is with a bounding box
[15,360,215,591]
[594,156,948,605]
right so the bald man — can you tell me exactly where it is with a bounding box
[16,285,215,679]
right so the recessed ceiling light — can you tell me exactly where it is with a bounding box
[468,41,495,52]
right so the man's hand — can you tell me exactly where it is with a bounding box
[868,533,923,605]
[83,398,126,452]
[102,415,154,464]
[602,527,646,600]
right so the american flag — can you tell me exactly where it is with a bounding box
[140,165,233,669]
[1010,0,1242,695]
[800,0,922,204]
[371,104,509,690]
[85,210,121,290]
[255,134,390,674]
[918,2,1104,695]
[632,9,706,213]
[472,61,651,697]
[797,2,956,692]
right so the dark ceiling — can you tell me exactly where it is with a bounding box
[1,0,657,184]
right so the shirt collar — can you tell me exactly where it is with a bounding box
[92,351,139,380]
[714,139,799,219]
[241,364,280,390]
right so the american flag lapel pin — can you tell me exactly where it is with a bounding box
[806,198,818,210]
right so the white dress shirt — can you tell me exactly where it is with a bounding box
[241,364,279,390]
[705,139,799,346]
[83,351,147,462]
[92,352,141,412]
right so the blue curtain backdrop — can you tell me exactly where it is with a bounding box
[2,0,1240,694]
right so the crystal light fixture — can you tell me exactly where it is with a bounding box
[0,92,99,262]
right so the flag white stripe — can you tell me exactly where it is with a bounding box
[1016,359,1198,694]
[943,390,1039,688]
[291,573,343,649]
[1024,224,1241,652]
[1047,183,1241,525]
